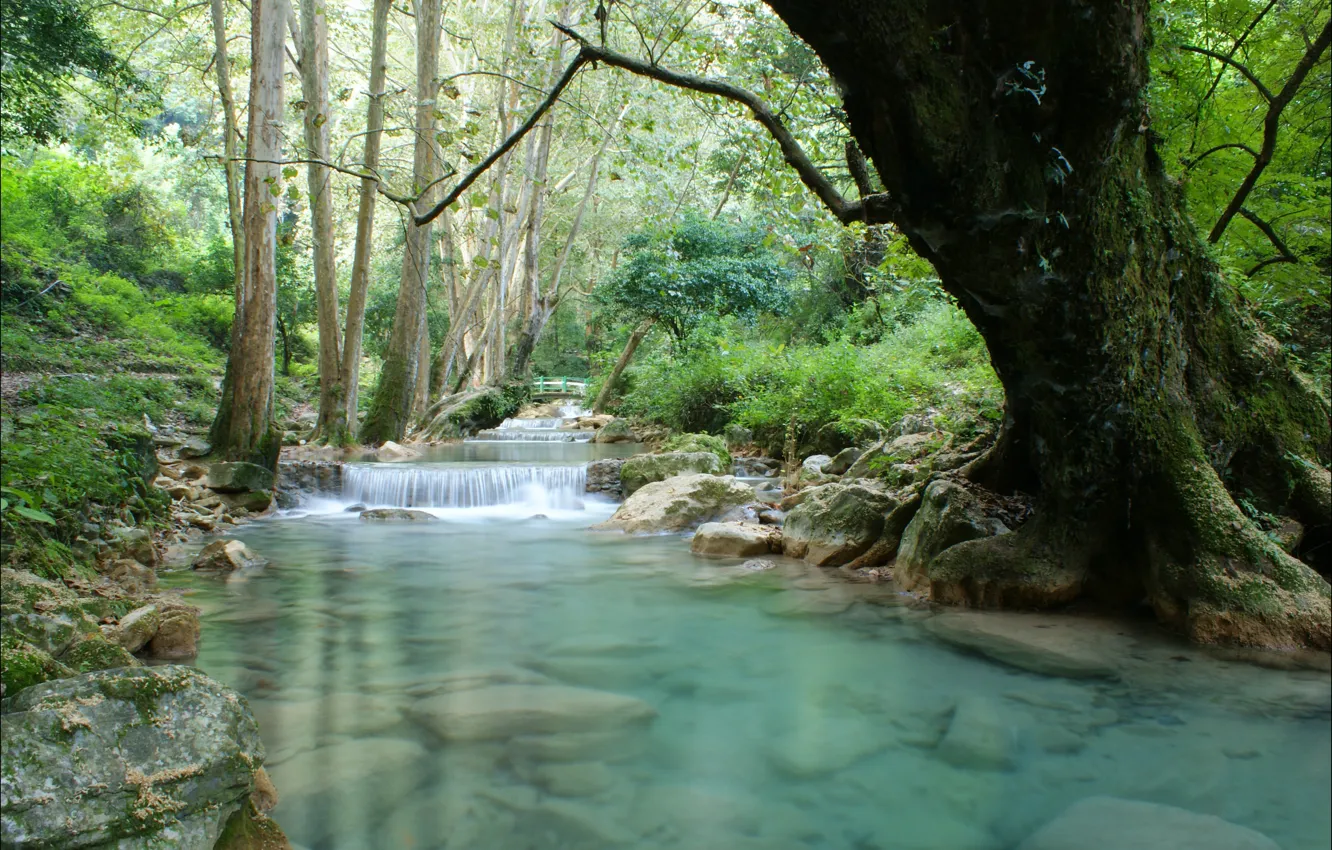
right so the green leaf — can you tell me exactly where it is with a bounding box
[282,166,299,180]
[14,506,55,525]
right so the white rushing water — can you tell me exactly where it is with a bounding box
[342,463,587,510]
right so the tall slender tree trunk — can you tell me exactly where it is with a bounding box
[209,0,244,293]
[298,0,345,444]
[209,0,286,469]
[341,0,391,438]
[592,317,654,415]
[359,0,441,444]
[768,0,1331,648]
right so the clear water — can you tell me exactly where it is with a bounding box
[166,454,1332,850]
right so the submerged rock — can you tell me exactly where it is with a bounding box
[782,482,899,566]
[0,666,265,849]
[924,610,1121,679]
[358,508,438,523]
[1018,796,1281,850]
[593,474,755,533]
[193,539,268,572]
[936,696,1017,771]
[691,522,781,558]
[620,451,723,496]
[408,684,657,741]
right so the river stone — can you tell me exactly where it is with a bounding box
[594,474,755,533]
[508,730,647,763]
[108,526,159,568]
[249,693,405,764]
[782,482,898,566]
[1018,796,1281,850]
[594,418,638,443]
[585,458,626,497]
[104,558,157,595]
[408,684,656,741]
[205,461,276,493]
[193,539,267,572]
[358,508,438,522]
[895,479,1009,584]
[620,451,723,496]
[691,522,780,557]
[767,719,892,777]
[178,437,212,459]
[822,446,863,475]
[0,666,263,849]
[59,636,140,674]
[936,696,1017,771]
[218,490,273,513]
[802,454,834,474]
[376,440,419,459]
[924,610,1120,679]
[146,599,201,659]
[530,761,614,797]
[844,431,947,481]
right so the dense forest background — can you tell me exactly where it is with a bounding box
[1,0,1327,576]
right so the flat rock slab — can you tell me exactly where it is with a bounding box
[1019,796,1281,850]
[409,684,657,741]
[925,610,1123,679]
[936,696,1017,771]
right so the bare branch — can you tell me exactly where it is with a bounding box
[231,157,455,207]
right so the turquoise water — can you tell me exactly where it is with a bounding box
[168,451,1332,850]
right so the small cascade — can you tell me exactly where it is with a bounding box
[471,429,594,442]
[343,463,586,509]
[499,417,565,430]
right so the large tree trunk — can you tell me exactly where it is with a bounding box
[340,0,391,438]
[359,0,441,444]
[592,317,654,415]
[209,0,285,469]
[767,0,1332,648]
[298,0,346,444]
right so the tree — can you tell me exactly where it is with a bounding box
[208,0,244,297]
[208,0,286,468]
[358,0,441,444]
[0,0,153,143]
[750,0,1331,647]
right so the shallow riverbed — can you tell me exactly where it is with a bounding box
[165,448,1332,850]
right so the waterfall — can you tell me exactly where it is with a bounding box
[471,429,594,442]
[499,417,565,430]
[343,464,587,509]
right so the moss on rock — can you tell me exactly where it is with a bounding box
[621,452,723,495]
[660,433,732,468]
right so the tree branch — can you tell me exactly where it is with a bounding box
[1183,142,1258,171]
[1239,207,1300,276]
[1208,18,1332,242]
[1178,45,1275,102]
[231,157,455,206]
[553,21,889,225]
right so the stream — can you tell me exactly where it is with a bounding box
[162,415,1332,850]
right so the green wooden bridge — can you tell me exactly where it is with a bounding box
[532,376,587,398]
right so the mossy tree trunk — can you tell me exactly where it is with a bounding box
[359,0,441,445]
[768,0,1331,647]
[208,0,285,471]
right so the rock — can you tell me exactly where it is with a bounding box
[179,437,212,458]
[104,604,161,653]
[107,526,159,567]
[267,738,426,815]
[205,461,276,493]
[249,693,405,764]
[376,440,419,459]
[813,418,887,455]
[508,730,647,763]
[408,684,657,741]
[1018,796,1281,850]
[735,456,781,477]
[168,483,200,501]
[103,558,157,595]
[194,539,268,572]
[767,720,891,777]
[782,482,899,566]
[146,599,201,659]
[691,522,781,558]
[895,411,939,435]
[214,800,290,850]
[0,639,73,697]
[250,767,279,813]
[593,418,638,443]
[762,588,857,617]
[59,635,141,673]
[219,490,273,513]
[358,508,438,523]
[0,666,264,849]
[924,610,1121,679]
[593,474,756,533]
[844,431,948,481]
[937,696,1017,771]
[344,503,366,512]
[585,458,626,498]
[742,558,777,572]
[529,761,615,797]
[661,432,732,466]
[822,446,863,475]
[621,451,724,496]
[182,463,209,480]
[803,454,834,475]
[758,508,785,525]
[723,423,754,448]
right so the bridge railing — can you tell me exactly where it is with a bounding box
[532,376,587,394]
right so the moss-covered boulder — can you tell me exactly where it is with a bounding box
[60,635,141,674]
[0,634,73,698]
[1,569,101,657]
[0,666,265,849]
[620,452,723,496]
[782,482,900,566]
[205,462,276,494]
[103,604,161,654]
[594,474,756,533]
[660,433,732,468]
[896,480,1009,585]
[844,431,951,483]
[594,418,638,444]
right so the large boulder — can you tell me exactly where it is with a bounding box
[409,684,657,741]
[1019,796,1281,850]
[723,423,753,448]
[593,474,756,533]
[691,522,780,558]
[593,418,638,444]
[0,667,265,849]
[585,458,626,498]
[102,604,161,654]
[822,446,863,476]
[844,431,950,482]
[193,540,267,572]
[620,451,723,496]
[659,432,731,467]
[146,599,201,659]
[782,482,899,566]
[205,462,275,494]
[895,479,1010,587]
